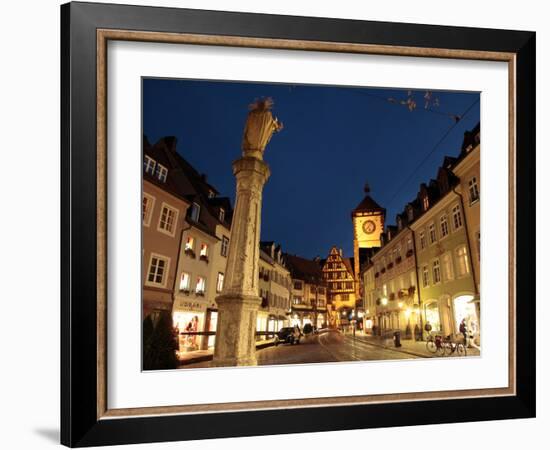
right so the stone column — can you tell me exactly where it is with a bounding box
[213,98,282,367]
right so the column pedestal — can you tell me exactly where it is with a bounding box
[212,157,270,367]
[212,293,262,366]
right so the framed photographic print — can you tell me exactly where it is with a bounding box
[61,1,536,447]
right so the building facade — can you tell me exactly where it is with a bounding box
[142,139,191,320]
[285,254,328,329]
[361,123,481,343]
[361,262,377,333]
[322,247,356,327]
[257,242,292,338]
[371,225,420,337]
[451,125,481,343]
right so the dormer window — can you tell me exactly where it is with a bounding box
[190,202,200,222]
[422,195,430,211]
[155,163,168,183]
[397,217,402,230]
[407,206,414,222]
[144,155,156,175]
[219,208,225,222]
[208,190,215,198]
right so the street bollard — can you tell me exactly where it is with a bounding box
[393,331,402,347]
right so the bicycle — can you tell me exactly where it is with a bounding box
[426,334,445,356]
[442,335,467,357]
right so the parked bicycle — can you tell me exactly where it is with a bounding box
[442,335,467,357]
[426,334,444,356]
[426,334,467,357]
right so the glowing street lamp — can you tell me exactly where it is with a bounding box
[381,297,388,306]
[398,301,404,308]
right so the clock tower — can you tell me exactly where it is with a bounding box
[351,183,385,298]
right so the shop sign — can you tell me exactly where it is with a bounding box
[177,300,205,312]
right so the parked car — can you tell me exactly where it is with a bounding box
[274,327,301,346]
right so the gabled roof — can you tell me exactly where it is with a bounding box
[342,257,355,277]
[284,254,324,284]
[352,195,385,213]
[144,136,234,235]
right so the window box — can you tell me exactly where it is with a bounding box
[181,289,191,296]
[199,254,209,264]
[375,272,380,278]
[406,249,414,258]
[196,291,205,297]
[184,248,196,258]
[381,268,386,274]
[408,286,416,295]
[376,298,381,306]
[389,293,395,301]
[387,262,394,270]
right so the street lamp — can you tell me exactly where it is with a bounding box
[381,297,388,306]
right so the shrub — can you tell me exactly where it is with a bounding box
[143,311,179,370]
[303,323,313,335]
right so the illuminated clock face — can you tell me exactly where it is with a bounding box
[362,220,376,234]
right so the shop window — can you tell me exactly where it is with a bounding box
[453,295,477,334]
[425,302,441,332]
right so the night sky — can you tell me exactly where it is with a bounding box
[143,78,480,260]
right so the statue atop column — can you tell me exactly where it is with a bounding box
[241,98,283,160]
[212,98,283,367]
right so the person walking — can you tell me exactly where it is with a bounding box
[459,318,468,346]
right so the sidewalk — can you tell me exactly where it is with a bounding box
[177,338,277,367]
[352,334,481,358]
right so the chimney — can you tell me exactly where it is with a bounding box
[339,248,343,256]
[163,136,178,152]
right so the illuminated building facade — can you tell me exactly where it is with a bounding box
[285,254,328,329]
[322,247,356,327]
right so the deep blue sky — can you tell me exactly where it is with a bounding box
[143,78,479,259]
